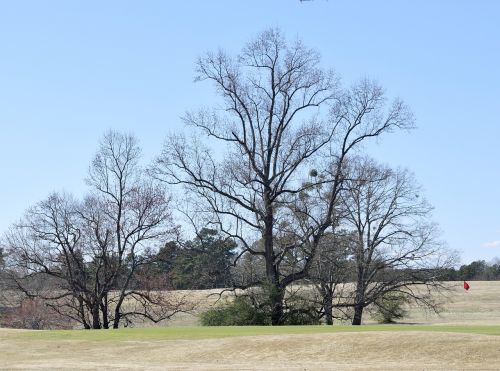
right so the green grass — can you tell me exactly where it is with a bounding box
[11,324,500,342]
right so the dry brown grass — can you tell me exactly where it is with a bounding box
[401,281,500,325]
[166,281,500,326]
[1,328,500,370]
[2,281,500,370]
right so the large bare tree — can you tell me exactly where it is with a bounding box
[153,28,414,325]
[4,131,183,329]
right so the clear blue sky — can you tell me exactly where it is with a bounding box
[0,0,499,264]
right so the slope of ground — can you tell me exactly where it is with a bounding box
[166,281,500,326]
[401,281,500,325]
[1,327,500,370]
[2,281,500,369]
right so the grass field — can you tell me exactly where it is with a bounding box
[2,281,500,369]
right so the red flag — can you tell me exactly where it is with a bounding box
[464,281,470,290]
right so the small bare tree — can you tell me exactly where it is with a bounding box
[4,131,184,329]
[308,231,356,325]
[339,158,454,325]
[153,28,414,325]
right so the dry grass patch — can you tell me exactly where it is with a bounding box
[162,281,500,327]
[1,328,500,370]
[2,281,500,370]
[400,281,500,325]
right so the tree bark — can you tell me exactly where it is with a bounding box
[91,301,101,329]
[352,303,364,325]
[113,313,120,329]
[263,190,285,326]
[323,287,333,325]
[101,294,109,329]
[351,265,365,325]
[270,287,285,326]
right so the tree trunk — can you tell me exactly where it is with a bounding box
[91,301,101,329]
[113,266,136,328]
[263,190,285,326]
[78,297,90,329]
[323,288,333,325]
[270,287,285,326]
[112,299,122,329]
[112,313,120,329]
[352,303,364,325]
[100,294,109,329]
[352,262,365,326]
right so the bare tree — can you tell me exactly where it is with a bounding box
[4,131,184,329]
[307,231,356,325]
[153,28,414,325]
[338,157,454,325]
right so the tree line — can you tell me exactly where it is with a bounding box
[0,28,456,328]
[440,260,500,281]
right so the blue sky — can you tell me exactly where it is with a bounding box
[0,0,499,264]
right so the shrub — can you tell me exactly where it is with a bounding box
[370,292,409,324]
[200,296,270,326]
[282,297,321,325]
[2,298,72,329]
[282,308,321,325]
